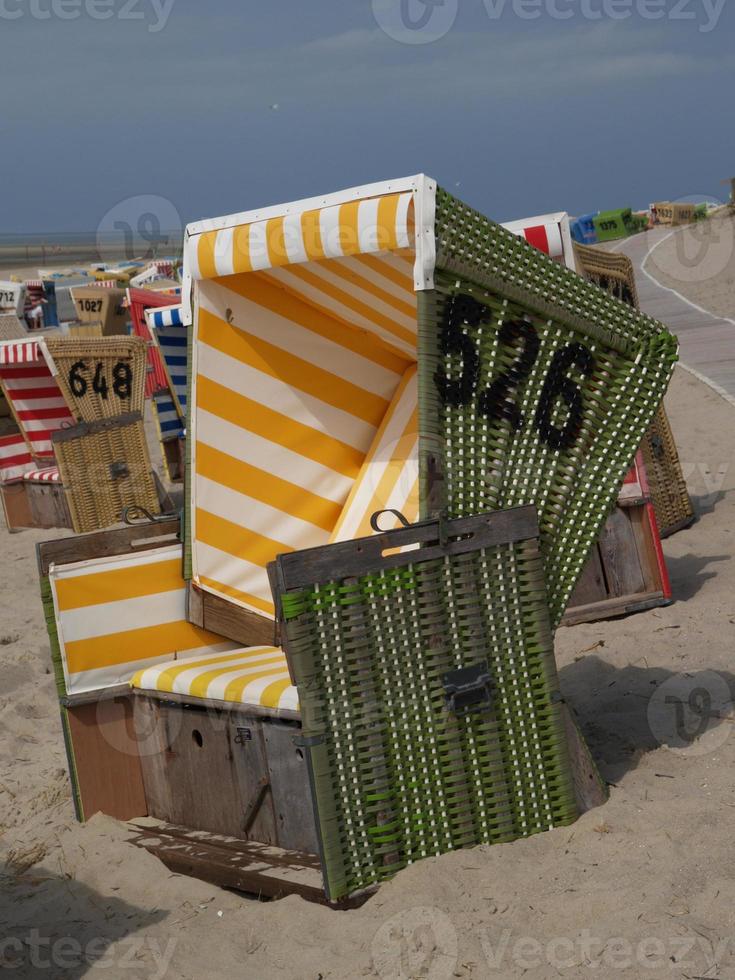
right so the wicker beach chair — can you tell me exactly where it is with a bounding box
[0,339,76,528]
[501,211,577,268]
[36,176,676,902]
[573,243,694,537]
[145,303,188,481]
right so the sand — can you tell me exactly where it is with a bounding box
[2,365,735,978]
[644,210,735,320]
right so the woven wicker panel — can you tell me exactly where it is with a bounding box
[640,404,694,536]
[421,188,678,627]
[53,412,159,533]
[274,507,577,901]
[45,336,148,422]
[40,573,68,699]
[0,314,26,341]
[572,243,640,308]
[573,243,693,537]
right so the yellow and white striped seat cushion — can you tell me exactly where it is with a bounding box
[131,645,298,713]
[50,545,238,696]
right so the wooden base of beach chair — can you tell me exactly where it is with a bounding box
[0,480,33,531]
[131,694,318,855]
[26,480,73,530]
[62,693,148,823]
[562,500,671,626]
[126,700,604,906]
[563,454,671,627]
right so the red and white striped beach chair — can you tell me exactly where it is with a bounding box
[502,212,577,270]
[0,339,74,528]
[0,339,75,460]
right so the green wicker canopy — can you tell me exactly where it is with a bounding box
[420,187,678,625]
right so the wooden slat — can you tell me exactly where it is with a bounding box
[599,507,646,599]
[66,697,147,822]
[36,518,181,576]
[561,703,608,813]
[276,506,539,590]
[189,583,277,647]
[561,590,666,627]
[566,544,607,608]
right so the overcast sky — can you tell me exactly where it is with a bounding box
[2,0,734,233]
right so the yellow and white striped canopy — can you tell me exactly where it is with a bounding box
[50,545,238,696]
[187,180,427,619]
[189,192,414,282]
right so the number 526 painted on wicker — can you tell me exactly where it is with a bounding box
[435,292,596,452]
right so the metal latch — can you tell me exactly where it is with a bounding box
[443,661,495,716]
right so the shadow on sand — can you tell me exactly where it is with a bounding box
[560,655,735,785]
[0,867,169,979]
[662,550,730,602]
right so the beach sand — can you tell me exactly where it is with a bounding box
[2,362,735,979]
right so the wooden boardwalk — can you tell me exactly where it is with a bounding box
[613,227,735,406]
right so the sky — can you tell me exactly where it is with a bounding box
[1,0,734,233]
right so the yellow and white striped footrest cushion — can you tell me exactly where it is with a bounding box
[131,645,298,713]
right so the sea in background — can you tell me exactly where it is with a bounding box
[0,231,184,272]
